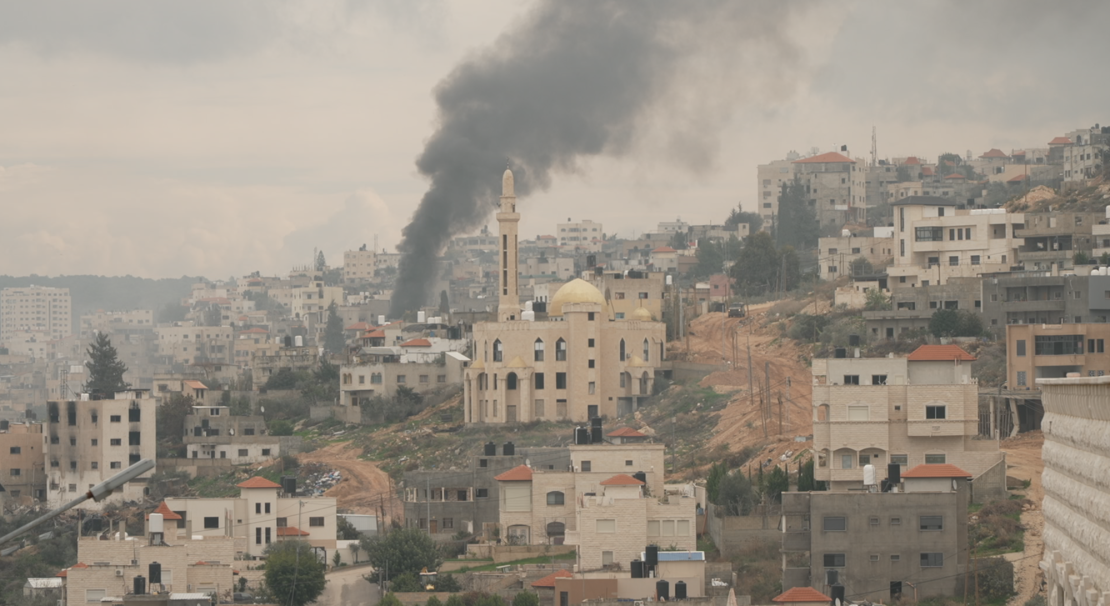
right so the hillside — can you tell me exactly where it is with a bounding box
[1004,173,1110,213]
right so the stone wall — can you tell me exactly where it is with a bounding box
[970,454,1008,504]
[704,503,781,557]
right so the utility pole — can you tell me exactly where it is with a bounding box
[747,337,756,426]
[765,362,772,434]
[778,394,784,435]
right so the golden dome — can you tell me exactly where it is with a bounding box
[630,307,653,321]
[548,278,606,316]
[627,355,649,367]
[507,356,527,368]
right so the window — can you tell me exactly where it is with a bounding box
[619,339,626,361]
[1016,340,1026,356]
[643,338,650,362]
[948,256,959,266]
[129,431,141,445]
[438,375,446,383]
[581,461,591,472]
[10,468,21,476]
[555,339,567,361]
[442,518,453,529]
[971,255,981,265]
[920,552,944,568]
[848,406,869,421]
[256,503,262,514]
[256,528,262,544]
[926,406,946,419]
[891,455,908,467]
[925,454,947,464]
[556,373,567,389]
[261,449,271,456]
[534,399,544,417]
[265,527,271,544]
[823,553,846,567]
[110,415,121,423]
[602,550,614,565]
[397,375,406,384]
[309,517,324,527]
[277,518,288,527]
[86,589,107,603]
[534,373,545,389]
[358,375,365,385]
[588,338,595,348]
[872,375,887,385]
[1035,334,1084,356]
[534,339,545,361]
[588,359,595,368]
[859,454,871,466]
[915,227,943,241]
[8,447,19,454]
[920,516,943,531]
[626,460,633,466]
[841,455,853,469]
[588,312,595,321]
[204,517,220,529]
[493,340,503,362]
[239,449,249,457]
[588,382,595,395]
[371,373,382,384]
[265,503,271,513]
[419,375,429,384]
[891,554,901,561]
[596,519,616,533]
[843,375,860,385]
[823,516,847,531]
[547,491,565,505]
[476,488,489,498]
[638,292,649,299]
[110,461,121,469]
[870,554,880,562]
[1017,371,1027,387]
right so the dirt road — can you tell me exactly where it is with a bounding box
[320,564,379,606]
[1000,431,1045,606]
[299,442,403,526]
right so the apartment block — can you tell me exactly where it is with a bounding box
[43,390,157,509]
[183,405,282,464]
[889,197,1024,287]
[1006,323,1110,389]
[981,271,1110,335]
[791,152,866,227]
[342,247,377,284]
[1061,125,1109,183]
[781,466,971,601]
[0,421,46,504]
[80,310,155,337]
[811,346,1003,494]
[557,219,604,252]
[1015,212,1104,271]
[864,278,983,339]
[165,476,336,559]
[155,324,233,367]
[585,270,666,321]
[339,348,468,403]
[1,286,72,343]
[1038,376,1110,606]
[756,158,797,225]
[818,230,895,281]
[250,346,318,388]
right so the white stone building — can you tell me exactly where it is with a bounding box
[1,285,71,343]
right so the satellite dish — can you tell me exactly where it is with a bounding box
[260,406,265,413]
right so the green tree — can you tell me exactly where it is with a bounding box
[436,574,462,592]
[762,466,789,504]
[350,542,361,564]
[268,419,294,436]
[692,240,725,280]
[706,462,728,504]
[156,301,189,323]
[381,594,404,606]
[512,592,540,606]
[428,596,445,606]
[716,471,757,516]
[1101,252,1110,266]
[937,153,962,177]
[669,231,688,250]
[361,527,442,581]
[390,572,422,592]
[725,208,763,233]
[324,302,345,355]
[775,178,818,250]
[84,333,130,397]
[316,251,327,271]
[157,393,194,446]
[896,165,912,182]
[264,368,301,390]
[780,246,801,291]
[337,516,362,540]
[333,551,343,567]
[1074,251,1091,265]
[864,288,892,312]
[849,257,874,276]
[928,309,961,338]
[230,396,253,416]
[731,232,780,294]
[263,541,327,606]
[203,303,223,327]
[445,596,465,606]
[956,310,985,337]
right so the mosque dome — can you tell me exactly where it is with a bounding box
[630,307,653,321]
[548,278,606,317]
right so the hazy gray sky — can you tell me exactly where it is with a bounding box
[1,0,1106,279]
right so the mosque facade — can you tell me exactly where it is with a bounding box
[464,170,666,424]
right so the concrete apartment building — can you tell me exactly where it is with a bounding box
[818,229,895,281]
[888,197,1024,287]
[250,345,318,388]
[1015,212,1104,271]
[981,271,1110,335]
[165,476,337,559]
[781,465,971,601]
[756,157,797,225]
[1006,323,1110,389]
[339,346,469,404]
[1,286,72,343]
[585,269,666,321]
[44,390,157,509]
[863,278,982,339]
[1060,125,1109,183]
[557,219,603,252]
[465,170,666,424]
[64,503,237,603]
[811,345,1003,496]
[183,405,283,464]
[155,324,234,367]
[80,310,155,337]
[342,246,377,284]
[791,151,866,227]
[1037,375,1110,606]
[0,421,46,504]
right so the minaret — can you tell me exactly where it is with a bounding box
[497,168,521,321]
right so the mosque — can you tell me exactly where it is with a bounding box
[463,169,666,424]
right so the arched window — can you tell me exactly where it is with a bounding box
[640,372,650,395]
[643,338,650,362]
[619,339,626,362]
[507,372,518,390]
[555,338,567,361]
[546,491,565,505]
[546,521,566,537]
[534,339,545,362]
[493,339,503,362]
[484,341,488,362]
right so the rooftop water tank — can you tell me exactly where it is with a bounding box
[417,311,427,323]
[863,464,877,486]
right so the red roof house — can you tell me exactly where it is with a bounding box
[237,477,282,489]
[907,345,976,362]
[494,465,533,482]
[793,151,855,164]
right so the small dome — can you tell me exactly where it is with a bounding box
[507,356,527,368]
[548,278,606,316]
[627,355,649,367]
[630,307,653,321]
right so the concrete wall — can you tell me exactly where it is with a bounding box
[705,503,781,557]
[970,455,1008,504]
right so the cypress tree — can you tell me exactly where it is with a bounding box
[84,333,130,397]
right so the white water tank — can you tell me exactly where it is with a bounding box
[294,336,303,347]
[417,311,426,323]
[665,275,673,286]
[863,464,877,486]
[522,310,536,322]
[149,513,163,534]
[525,301,533,311]
[841,229,851,237]
[378,315,386,325]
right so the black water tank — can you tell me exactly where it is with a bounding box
[590,425,602,444]
[830,584,845,605]
[0,420,8,431]
[633,471,647,485]
[133,575,146,595]
[646,544,659,567]
[631,560,644,579]
[888,462,901,485]
[284,336,293,347]
[834,348,846,359]
[282,476,297,496]
[591,416,603,428]
[149,561,161,584]
[656,580,669,601]
[503,441,515,456]
[675,581,687,600]
[574,427,589,445]
[484,441,496,456]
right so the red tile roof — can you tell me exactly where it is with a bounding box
[400,338,432,347]
[921,166,935,176]
[902,464,972,479]
[907,344,976,362]
[600,474,645,486]
[58,563,89,577]
[773,587,832,602]
[363,329,386,338]
[944,173,966,179]
[1012,150,1026,155]
[147,501,183,521]
[652,246,677,253]
[1048,136,1072,145]
[345,322,372,331]
[531,570,573,588]
[1008,174,1028,183]
[903,156,920,165]
[276,526,310,537]
[237,477,282,489]
[793,151,855,164]
[494,465,533,482]
[980,148,1008,158]
[183,380,208,390]
[607,427,646,438]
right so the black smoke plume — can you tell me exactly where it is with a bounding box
[390,0,810,316]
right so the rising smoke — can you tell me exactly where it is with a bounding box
[389,0,815,316]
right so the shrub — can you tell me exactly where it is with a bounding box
[390,572,422,592]
[963,557,1014,602]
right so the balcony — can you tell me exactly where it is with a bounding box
[1018,250,1072,263]
[783,532,811,551]
[907,419,972,437]
[1000,299,1065,312]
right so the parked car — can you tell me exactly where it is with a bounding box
[233,593,254,603]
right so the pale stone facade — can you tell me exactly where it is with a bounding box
[155,324,234,366]
[811,347,1002,491]
[1038,376,1110,606]
[182,405,281,464]
[44,390,157,509]
[1006,323,1110,388]
[818,234,894,280]
[585,270,665,322]
[557,219,604,252]
[343,247,377,284]
[0,422,46,504]
[0,285,72,343]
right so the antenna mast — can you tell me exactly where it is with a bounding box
[871,126,877,167]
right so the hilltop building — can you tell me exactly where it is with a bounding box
[1,286,72,343]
